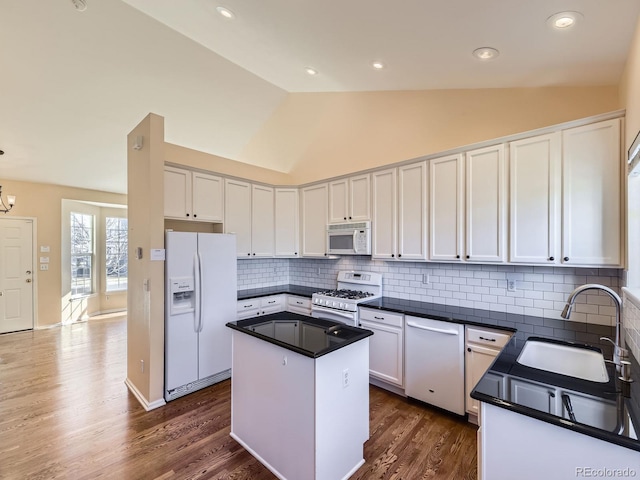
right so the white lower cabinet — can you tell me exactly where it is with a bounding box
[465,326,512,417]
[480,401,635,480]
[358,307,404,387]
[405,316,465,415]
[286,295,312,316]
[236,295,284,320]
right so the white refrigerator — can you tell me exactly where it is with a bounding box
[165,232,237,402]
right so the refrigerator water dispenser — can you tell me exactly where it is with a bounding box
[170,276,195,315]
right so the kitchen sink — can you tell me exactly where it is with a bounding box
[516,339,609,383]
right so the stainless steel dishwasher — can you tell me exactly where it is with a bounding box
[405,315,465,415]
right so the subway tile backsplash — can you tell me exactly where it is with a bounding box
[239,257,622,326]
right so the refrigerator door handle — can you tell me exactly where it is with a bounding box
[194,252,202,333]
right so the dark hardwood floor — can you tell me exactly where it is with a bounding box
[0,316,477,479]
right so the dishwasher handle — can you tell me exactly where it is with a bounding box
[406,320,460,335]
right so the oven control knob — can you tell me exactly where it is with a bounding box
[340,303,345,309]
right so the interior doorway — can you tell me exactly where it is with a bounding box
[0,218,34,333]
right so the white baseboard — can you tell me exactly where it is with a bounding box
[125,377,166,411]
[35,322,62,330]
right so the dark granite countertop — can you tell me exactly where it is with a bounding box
[226,311,373,358]
[237,284,319,300]
[359,296,639,453]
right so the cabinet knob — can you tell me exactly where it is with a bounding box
[456,255,460,259]
[252,253,256,256]
[391,254,395,258]
[193,214,197,218]
[344,217,347,220]
[466,255,470,259]
[398,254,402,258]
[247,253,251,256]
[563,257,569,262]
[467,347,471,352]
[295,252,298,255]
[324,253,327,256]
[549,256,554,261]
[186,213,190,217]
[349,216,352,220]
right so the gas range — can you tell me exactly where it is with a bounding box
[311,272,382,324]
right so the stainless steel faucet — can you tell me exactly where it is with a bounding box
[561,284,628,370]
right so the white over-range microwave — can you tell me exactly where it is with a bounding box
[327,221,371,255]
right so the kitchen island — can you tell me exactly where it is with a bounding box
[226,312,373,480]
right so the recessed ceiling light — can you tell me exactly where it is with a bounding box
[547,11,583,29]
[305,67,318,76]
[216,6,235,19]
[70,0,87,12]
[472,47,500,61]
[371,61,385,70]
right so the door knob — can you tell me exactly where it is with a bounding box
[26,279,32,283]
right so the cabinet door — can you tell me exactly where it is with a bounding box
[275,188,299,257]
[328,179,348,223]
[192,172,224,222]
[164,167,191,219]
[224,179,252,257]
[430,154,463,261]
[300,184,328,257]
[559,391,617,430]
[371,169,397,259]
[562,119,621,266]
[358,318,403,386]
[466,144,506,262]
[509,133,561,264]
[465,343,500,415]
[398,162,428,261]
[251,185,275,257]
[509,378,557,414]
[349,174,371,221]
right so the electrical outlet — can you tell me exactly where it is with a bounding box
[342,368,350,388]
[317,267,321,275]
[422,274,429,284]
[40,264,48,271]
[506,273,517,292]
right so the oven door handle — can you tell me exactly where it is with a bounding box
[312,305,355,320]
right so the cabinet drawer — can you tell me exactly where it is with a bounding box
[359,308,403,328]
[260,295,284,309]
[237,298,260,312]
[466,327,511,348]
[287,295,311,310]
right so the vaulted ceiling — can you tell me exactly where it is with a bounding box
[1,0,639,194]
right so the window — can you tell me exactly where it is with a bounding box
[70,212,94,296]
[105,217,128,291]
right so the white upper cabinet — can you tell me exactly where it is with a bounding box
[562,118,622,266]
[225,180,276,258]
[509,133,561,264]
[372,169,397,259]
[430,149,505,264]
[465,144,506,262]
[430,154,464,261]
[164,166,223,222]
[300,183,328,257]
[372,162,427,261]
[328,174,371,223]
[275,188,299,257]
[251,185,275,258]
[224,179,252,257]
[397,162,428,261]
[192,172,224,222]
[164,166,191,220]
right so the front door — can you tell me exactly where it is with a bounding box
[0,219,34,333]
